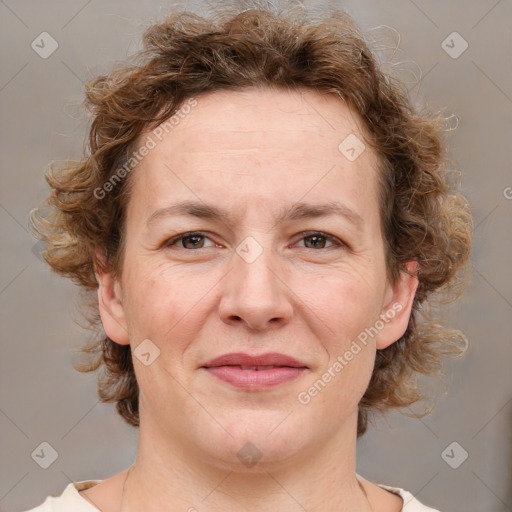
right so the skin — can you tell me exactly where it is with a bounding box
[83,87,418,511]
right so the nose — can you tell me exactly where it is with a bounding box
[218,241,293,331]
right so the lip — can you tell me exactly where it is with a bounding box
[201,352,309,390]
[203,352,308,369]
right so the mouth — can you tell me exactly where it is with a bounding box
[201,353,308,390]
[214,365,292,370]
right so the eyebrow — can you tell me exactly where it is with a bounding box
[146,200,364,229]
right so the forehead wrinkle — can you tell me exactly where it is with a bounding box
[145,199,364,231]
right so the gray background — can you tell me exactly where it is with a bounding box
[1,1,511,511]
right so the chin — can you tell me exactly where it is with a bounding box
[196,411,311,471]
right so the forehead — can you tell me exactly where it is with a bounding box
[128,86,381,221]
[160,86,369,155]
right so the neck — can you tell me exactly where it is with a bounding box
[121,409,372,512]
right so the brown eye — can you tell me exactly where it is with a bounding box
[165,232,215,250]
[303,234,329,249]
[180,234,205,249]
[296,232,342,250]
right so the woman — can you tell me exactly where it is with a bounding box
[26,3,472,511]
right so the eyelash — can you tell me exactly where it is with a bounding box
[164,231,345,251]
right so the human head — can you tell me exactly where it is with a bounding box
[30,4,472,438]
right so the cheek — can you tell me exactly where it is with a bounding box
[121,263,183,337]
[121,258,223,353]
[298,269,382,341]
[296,271,379,396]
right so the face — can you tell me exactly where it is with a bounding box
[97,87,417,470]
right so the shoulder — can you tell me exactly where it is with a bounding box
[22,477,441,512]
[357,473,441,512]
[376,482,442,512]
[20,480,102,512]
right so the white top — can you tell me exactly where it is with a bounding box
[22,478,441,512]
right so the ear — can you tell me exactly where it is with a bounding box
[375,260,419,350]
[94,252,130,346]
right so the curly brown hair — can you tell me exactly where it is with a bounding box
[29,3,473,437]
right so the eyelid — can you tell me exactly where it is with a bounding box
[293,230,346,249]
[164,230,346,250]
[164,231,218,249]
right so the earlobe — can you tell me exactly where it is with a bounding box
[376,260,419,350]
[95,255,130,346]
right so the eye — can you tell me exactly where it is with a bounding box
[295,231,344,250]
[163,231,345,251]
[165,232,217,250]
